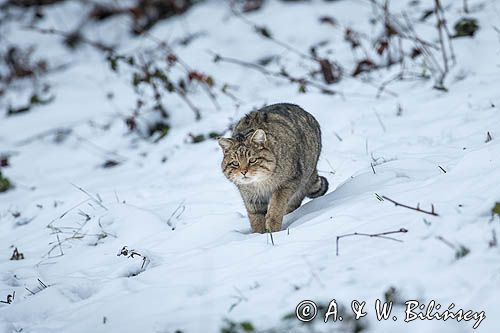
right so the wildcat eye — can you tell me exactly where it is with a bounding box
[249,158,257,164]
[230,161,239,168]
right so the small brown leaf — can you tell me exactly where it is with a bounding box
[352,59,378,77]
[125,117,137,132]
[375,39,389,55]
[0,156,9,168]
[344,28,360,49]
[410,47,422,59]
[319,59,341,84]
[384,23,399,36]
[166,54,177,65]
[242,0,263,13]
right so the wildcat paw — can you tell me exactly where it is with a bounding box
[249,214,266,233]
[265,217,282,233]
[251,224,266,234]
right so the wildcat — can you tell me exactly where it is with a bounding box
[218,103,328,233]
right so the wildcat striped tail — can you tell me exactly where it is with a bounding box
[307,175,329,198]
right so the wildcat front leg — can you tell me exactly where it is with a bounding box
[286,190,306,214]
[266,187,295,232]
[248,212,266,233]
[242,194,268,233]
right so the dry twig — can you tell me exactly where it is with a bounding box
[382,195,439,216]
[336,228,408,256]
[212,52,340,95]
[70,183,108,211]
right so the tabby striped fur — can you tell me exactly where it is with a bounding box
[218,103,328,233]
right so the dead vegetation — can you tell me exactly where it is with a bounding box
[44,184,115,258]
[0,291,15,304]
[117,246,150,276]
[214,0,468,100]
[381,195,439,216]
[25,278,49,296]
[0,44,54,116]
[435,235,470,260]
[0,171,13,193]
[9,247,24,260]
[0,0,476,146]
[336,227,408,256]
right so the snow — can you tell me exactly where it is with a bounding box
[1,0,500,332]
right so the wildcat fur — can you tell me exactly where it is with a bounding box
[218,103,328,233]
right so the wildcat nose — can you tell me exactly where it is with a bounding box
[241,169,248,176]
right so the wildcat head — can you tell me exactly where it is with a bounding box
[218,129,276,185]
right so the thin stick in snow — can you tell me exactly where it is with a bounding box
[374,111,387,132]
[436,235,455,250]
[433,0,455,89]
[37,279,48,289]
[381,195,439,216]
[70,183,108,211]
[435,236,470,259]
[268,230,275,246]
[25,279,50,296]
[228,287,248,312]
[166,200,186,230]
[25,288,36,295]
[485,131,493,143]
[47,198,91,228]
[489,230,497,248]
[56,233,64,256]
[210,52,340,96]
[336,228,408,256]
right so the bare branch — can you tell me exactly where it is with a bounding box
[336,228,408,256]
[382,195,439,216]
[25,26,113,52]
[211,52,340,95]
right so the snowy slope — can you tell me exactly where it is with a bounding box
[1,0,500,332]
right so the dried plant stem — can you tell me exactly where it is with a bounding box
[382,195,439,216]
[0,291,15,304]
[436,235,455,249]
[229,7,316,62]
[138,29,221,112]
[336,228,408,256]
[434,0,449,89]
[25,26,113,52]
[212,52,340,95]
[268,230,275,246]
[70,183,108,211]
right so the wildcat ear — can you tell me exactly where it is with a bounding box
[218,137,234,151]
[250,129,266,145]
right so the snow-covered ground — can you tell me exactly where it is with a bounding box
[1,0,500,332]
